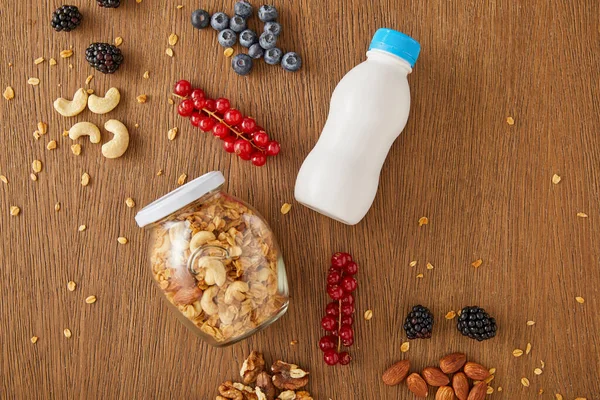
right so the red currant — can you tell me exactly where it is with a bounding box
[199,117,216,132]
[174,80,192,97]
[215,98,231,114]
[341,315,353,326]
[177,99,195,117]
[213,123,229,139]
[325,302,339,317]
[190,89,205,101]
[339,352,352,365]
[223,137,236,153]
[204,98,216,112]
[342,336,354,347]
[240,117,257,133]
[193,97,206,110]
[340,294,354,306]
[251,152,267,167]
[327,271,342,285]
[327,285,345,300]
[341,276,358,293]
[321,315,338,332]
[341,304,355,316]
[234,139,253,156]
[338,325,353,341]
[323,350,339,366]
[331,252,350,269]
[190,112,202,127]
[266,140,281,156]
[344,261,359,275]
[253,130,269,147]
[224,109,243,126]
[238,152,252,161]
[318,335,337,352]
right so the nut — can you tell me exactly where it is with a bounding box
[189,230,216,252]
[218,381,244,400]
[382,360,410,386]
[452,372,470,400]
[172,286,202,305]
[440,353,467,374]
[463,362,490,381]
[422,367,450,387]
[102,119,129,159]
[294,392,312,400]
[406,373,428,398]
[271,361,309,390]
[200,285,219,315]
[225,281,249,304]
[256,371,276,400]
[467,382,487,400]
[69,121,102,144]
[436,386,457,400]
[240,351,265,384]
[54,88,88,117]
[88,87,120,114]
[194,257,227,287]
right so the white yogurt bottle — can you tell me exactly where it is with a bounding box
[295,28,420,225]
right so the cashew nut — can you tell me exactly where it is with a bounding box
[196,257,227,287]
[87,87,120,114]
[224,281,249,304]
[53,88,88,117]
[102,119,129,159]
[68,122,101,144]
[219,304,238,325]
[200,286,219,315]
[190,231,216,252]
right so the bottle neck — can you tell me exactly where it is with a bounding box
[366,49,413,74]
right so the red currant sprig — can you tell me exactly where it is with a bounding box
[173,80,281,167]
[320,252,358,366]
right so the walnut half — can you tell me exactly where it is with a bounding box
[240,351,266,384]
[256,371,276,400]
[271,361,309,391]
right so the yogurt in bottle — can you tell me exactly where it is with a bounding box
[295,28,420,225]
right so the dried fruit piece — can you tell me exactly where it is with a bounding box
[422,367,450,387]
[440,353,467,374]
[452,372,469,400]
[382,360,410,386]
[467,382,487,400]
[406,373,428,398]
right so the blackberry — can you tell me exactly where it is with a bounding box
[51,5,82,32]
[457,306,497,341]
[403,305,434,339]
[85,43,123,74]
[97,0,120,8]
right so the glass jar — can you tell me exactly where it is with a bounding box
[135,171,289,346]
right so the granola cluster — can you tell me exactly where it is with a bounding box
[150,191,288,344]
[216,351,313,400]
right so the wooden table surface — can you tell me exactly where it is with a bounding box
[1,1,599,399]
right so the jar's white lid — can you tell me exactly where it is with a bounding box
[135,171,225,227]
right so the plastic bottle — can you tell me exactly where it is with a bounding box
[294,28,420,225]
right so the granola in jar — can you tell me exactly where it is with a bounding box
[137,172,289,346]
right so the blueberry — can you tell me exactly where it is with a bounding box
[234,0,253,18]
[217,29,237,47]
[232,54,253,75]
[248,43,264,59]
[191,9,211,29]
[258,5,278,22]
[263,21,281,36]
[259,32,277,50]
[281,52,302,72]
[264,47,282,65]
[210,12,229,31]
[239,29,258,48]
[229,15,247,33]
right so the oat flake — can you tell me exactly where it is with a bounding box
[34,57,45,65]
[168,127,178,140]
[576,212,588,218]
[513,349,524,357]
[224,47,234,57]
[117,237,128,244]
[136,94,148,103]
[555,395,563,400]
[445,311,456,319]
[364,310,373,320]
[409,261,417,267]
[67,281,76,291]
[3,86,14,100]
[166,48,174,57]
[49,58,57,66]
[526,320,535,326]
[472,259,483,268]
[37,121,47,134]
[63,329,72,338]
[85,295,97,304]
[0,175,8,184]
[81,172,90,186]
[168,33,179,46]
[115,37,123,46]
[47,140,57,150]
[28,78,40,85]
[426,262,434,270]
[30,173,38,181]
[60,49,73,58]
[400,342,410,352]
[71,144,82,155]
[521,377,530,387]
[416,273,424,279]
[486,387,494,394]
[125,198,135,208]
[552,174,561,184]
[506,116,515,125]
[30,336,39,344]
[143,71,149,79]
[32,160,42,173]
[489,368,496,374]
[85,75,94,85]
[525,342,532,354]
[78,224,87,232]
[281,203,292,215]
[534,368,542,375]
[540,360,545,368]
[575,296,585,304]
[177,173,187,185]
[9,206,20,216]
[497,387,502,392]
[418,216,429,226]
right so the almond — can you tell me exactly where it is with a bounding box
[436,386,457,400]
[173,287,202,305]
[382,360,410,386]
[463,362,490,381]
[422,367,450,387]
[467,382,487,400]
[407,373,428,398]
[440,353,467,374]
[452,372,470,400]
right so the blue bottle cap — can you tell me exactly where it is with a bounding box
[369,28,420,67]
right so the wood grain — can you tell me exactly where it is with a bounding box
[1,0,599,398]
